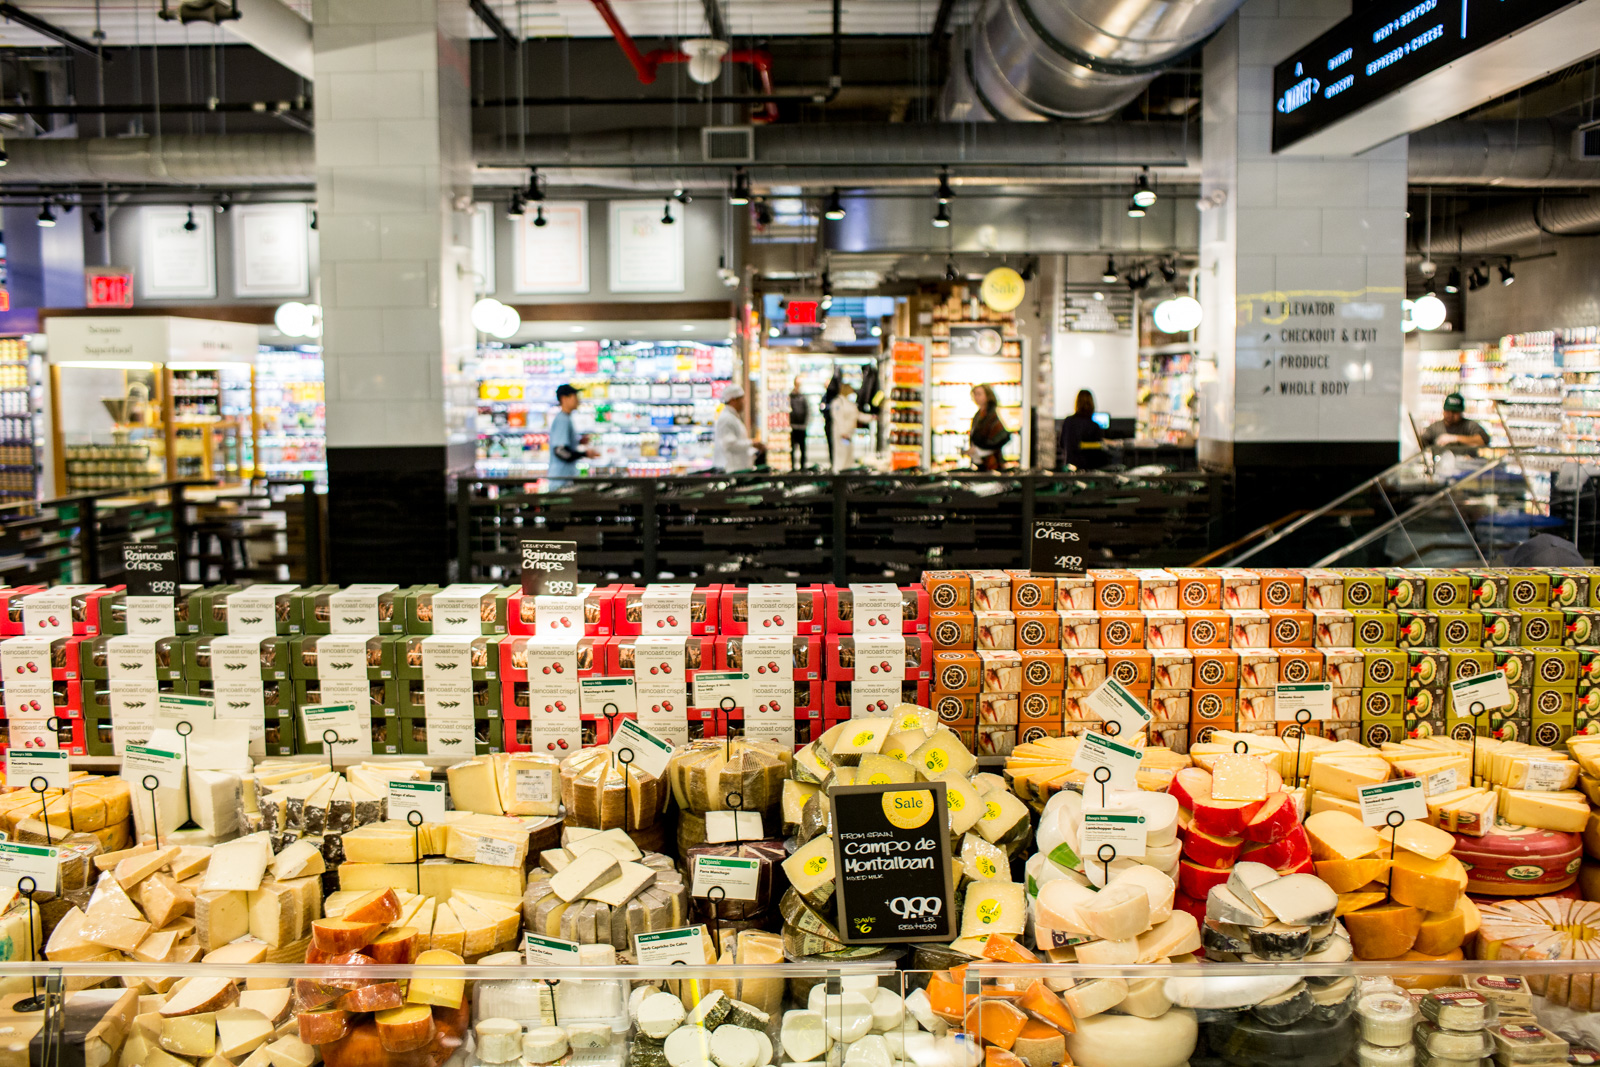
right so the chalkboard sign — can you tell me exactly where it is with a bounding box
[122,542,179,596]
[519,539,578,596]
[1030,520,1086,576]
[830,781,956,944]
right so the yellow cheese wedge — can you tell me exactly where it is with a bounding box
[1305,811,1381,861]
[1389,851,1467,914]
[1375,820,1455,861]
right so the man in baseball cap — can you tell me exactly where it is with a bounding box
[1418,392,1488,455]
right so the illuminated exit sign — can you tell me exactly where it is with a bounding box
[85,268,134,309]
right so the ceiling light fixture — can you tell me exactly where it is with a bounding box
[1153,296,1202,333]
[1411,292,1447,331]
[754,199,773,227]
[507,192,525,218]
[1500,260,1515,286]
[1127,196,1147,219]
[820,271,833,310]
[1132,167,1157,209]
[533,205,547,228]
[674,187,692,205]
[661,200,675,225]
[1159,257,1178,283]
[1126,266,1151,292]
[214,193,231,214]
[932,201,951,228]
[944,259,959,283]
[1467,261,1489,291]
[823,189,846,222]
[526,167,544,202]
[1101,257,1118,284]
[729,168,751,207]
[936,168,954,205]
[183,206,198,232]
[1444,266,1461,295]
[309,210,318,231]
[36,203,55,228]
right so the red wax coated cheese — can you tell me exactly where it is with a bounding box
[1453,824,1581,896]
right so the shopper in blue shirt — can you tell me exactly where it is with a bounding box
[547,384,594,488]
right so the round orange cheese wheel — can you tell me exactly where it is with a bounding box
[1452,824,1580,896]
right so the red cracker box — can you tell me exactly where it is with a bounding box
[502,716,600,754]
[1099,612,1146,651]
[0,587,46,636]
[78,588,125,636]
[718,635,824,681]
[1015,611,1061,651]
[610,585,721,637]
[0,713,87,755]
[823,634,928,681]
[497,635,605,683]
[1192,648,1240,688]
[1169,568,1223,610]
[1185,611,1231,650]
[717,585,826,636]
[509,585,621,637]
[604,635,714,676]
[824,679,929,718]
[822,585,929,635]
[1268,608,1314,648]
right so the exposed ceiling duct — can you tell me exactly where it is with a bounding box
[0,133,314,185]
[1410,120,1600,188]
[941,0,1245,121]
[1449,194,1600,255]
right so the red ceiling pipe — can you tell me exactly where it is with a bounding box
[587,0,779,122]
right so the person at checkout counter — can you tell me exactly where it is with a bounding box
[1058,389,1109,470]
[713,384,765,471]
[1419,392,1489,455]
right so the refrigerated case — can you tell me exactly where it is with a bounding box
[476,340,735,477]
[0,335,43,509]
[759,350,881,471]
[929,329,1025,468]
[255,345,327,481]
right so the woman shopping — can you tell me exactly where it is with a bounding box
[967,384,1012,471]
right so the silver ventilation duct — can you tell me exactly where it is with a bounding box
[1,133,315,185]
[1410,121,1600,188]
[1450,194,1600,255]
[941,0,1247,121]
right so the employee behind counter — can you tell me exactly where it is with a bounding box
[1418,392,1489,456]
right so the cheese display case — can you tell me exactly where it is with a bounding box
[6,568,1600,1067]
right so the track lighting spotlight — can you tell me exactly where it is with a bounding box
[1127,197,1146,219]
[1467,261,1489,291]
[661,200,675,225]
[88,208,104,234]
[1159,257,1178,283]
[214,193,231,214]
[1020,258,1037,283]
[533,205,547,228]
[729,168,751,207]
[944,259,959,283]
[1126,266,1151,292]
[1132,167,1157,208]
[936,169,953,205]
[183,206,198,232]
[1499,260,1515,286]
[823,189,845,222]
[674,187,692,205]
[310,210,318,230]
[526,167,544,202]
[754,199,773,227]
[932,201,951,228]
[507,192,525,218]
[1444,266,1460,295]
[1101,257,1118,284]
[36,203,55,228]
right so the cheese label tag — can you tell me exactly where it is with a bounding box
[426,717,475,757]
[1071,731,1144,792]
[0,841,59,892]
[1080,809,1148,858]
[105,639,158,681]
[123,744,185,789]
[6,718,58,752]
[608,717,675,779]
[580,677,635,719]
[420,636,474,684]
[703,810,764,844]
[633,926,708,966]
[524,932,582,965]
[1522,760,1570,792]
[746,584,798,634]
[1275,682,1333,721]
[6,749,69,790]
[317,636,372,682]
[1,637,53,713]
[124,595,176,636]
[1358,777,1429,826]
[475,837,519,866]
[431,584,495,634]
[516,767,557,803]
[535,594,585,637]
[1083,678,1152,739]
[225,585,295,636]
[1450,669,1512,717]
[693,671,747,712]
[849,584,902,634]
[22,587,97,639]
[691,855,762,901]
[301,702,368,758]
[157,693,215,729]
[109,679,158,753]
[641,584,695,635]
[1424,768,1459,796]
[388,780,447,823]
[328,585,396,634]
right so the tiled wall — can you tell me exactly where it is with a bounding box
[1197,0,1408,459]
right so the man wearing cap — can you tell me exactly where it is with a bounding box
[713,384,764,471]
[1419,393,1489,455]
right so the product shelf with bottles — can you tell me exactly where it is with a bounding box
[476,340,734,478]
[1137,343,1197,444]
[760,350,880,471]
[255,346,326,482]
[887,338,928,469]
[0,336,41,509]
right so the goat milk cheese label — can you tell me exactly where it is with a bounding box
[829,781,955,944]
[851,635,906,717]
[519,539,579,597]
[633,927,708,966]
[1081,809,1148,858]
[1451,670,1512,717]
[692,671,748,713]
[746,584,798,634]
[607,718,674,780]
[388,780,447,823]
[641,584,695,635]
[225,585,295,636]
[328,585,396,634]
[849,584,902,635]
[1276,682,1334,721]
[1084,678,1153,738]
[7,749,69,790]
[431,584,495,635]
[524,933,582,965]
[1359,778,1428,827]
[157,693,215,730]
[1030,521,1086,576]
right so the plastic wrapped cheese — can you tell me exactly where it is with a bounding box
[561,748,667,831]
[668,741,793,814]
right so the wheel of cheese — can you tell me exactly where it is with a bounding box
[1452,825,1580,896]
[1476,896,1600,1011]
[1062,1008,1197,1067]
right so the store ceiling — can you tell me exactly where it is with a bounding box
[0,0,935,48]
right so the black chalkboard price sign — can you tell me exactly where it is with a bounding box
[519,539,579,597]
[122,542,179,596]
[1030,520,1086,576]
[830,781,956,944]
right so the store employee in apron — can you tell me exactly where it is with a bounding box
[713,385,763,471]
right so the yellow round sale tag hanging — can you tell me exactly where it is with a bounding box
[980,267,1026,312]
